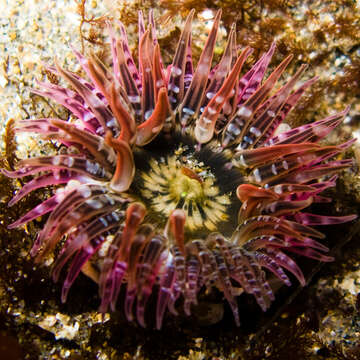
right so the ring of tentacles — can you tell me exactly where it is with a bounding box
[2,9,357,329]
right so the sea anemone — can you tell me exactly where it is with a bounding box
[2,9,357,330]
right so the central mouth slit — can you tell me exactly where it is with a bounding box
[132,133,243,238]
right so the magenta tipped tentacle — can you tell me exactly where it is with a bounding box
[156,258,176,330]
[168,9,195,109]
[61,234,106,303]
[294,212,358,226]
[195,46,253,143]
[37,194,126,263]
[267,106,350,146]
[31,185,108,253]
[179,9,222,127]
[237,42,276,106]
[238,64,308,150]
[222,53,294,148]
[8,192,68,229]
[52,209,124,283]
[256,76,319,146]
[2,10,357,330]
[31,81,101,134]
[263,247,306,286]
[8,171,77,206]
[54,60,118,136]
[201,22,237,111]
[135,235,165,327]
[7,154,111,181]
[254,252,292,286]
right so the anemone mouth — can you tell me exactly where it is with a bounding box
[132,131,243,238]
[2,8,357,330]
